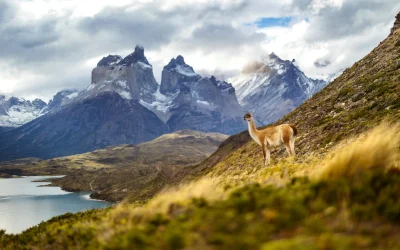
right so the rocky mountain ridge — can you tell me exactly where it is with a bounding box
[0,88,81,128]
[0,95,47,127]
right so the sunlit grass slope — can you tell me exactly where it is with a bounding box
[1,123,400,249]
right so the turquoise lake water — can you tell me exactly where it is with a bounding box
[0,176,111,234]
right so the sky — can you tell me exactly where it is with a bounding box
[0,0,399,101]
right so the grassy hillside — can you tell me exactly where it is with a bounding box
[1,12,399,250]
[1,124,400,249]
[0,130,228,202]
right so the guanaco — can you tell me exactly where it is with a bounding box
[243,113,297,166]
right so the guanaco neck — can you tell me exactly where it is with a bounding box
[247,118,259,136]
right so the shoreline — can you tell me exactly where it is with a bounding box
[1,174,115,203]
[0,179,112,235]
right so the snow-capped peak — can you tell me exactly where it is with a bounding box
[228,52,327,124]
[164,55,199,77]
[117,45,151,67]
[160,55,201,95]
[97,55,122,67]
[87,45,158,103]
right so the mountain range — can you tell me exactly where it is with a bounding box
[0,46,327,161]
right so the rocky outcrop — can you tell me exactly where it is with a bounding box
[139,55,246,134]
[160,56,201,95]
[166,75,244,134]
[97,55,122,67]
[90,45,158,103]
[391,11,400,34]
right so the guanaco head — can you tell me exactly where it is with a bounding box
[243,112,252,121]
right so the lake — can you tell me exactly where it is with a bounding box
[0,176,111,234]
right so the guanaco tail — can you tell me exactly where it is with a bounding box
[243,113,297,166]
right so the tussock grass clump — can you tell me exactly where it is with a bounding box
[145,177,225,214]
[316,123,400,180]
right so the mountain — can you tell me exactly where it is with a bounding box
[0,126,13,134]
[160,55,202,95]
[229,53,327,124]
[42,89,79,113]
[87,45,158,103]
[141,56,245,134]
[0,95,46,127]
[0,130,228,202]
[0,89,81,129]
[0,92,168,161]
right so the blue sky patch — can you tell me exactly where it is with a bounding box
[254,17,293,28]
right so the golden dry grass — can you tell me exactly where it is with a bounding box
[143,177,225,213]
[314,123,400,180]
[199,122,400,192]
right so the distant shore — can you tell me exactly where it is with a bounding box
[0,173,21,178]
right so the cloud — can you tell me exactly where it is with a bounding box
[77,6,179,51]
[0,1,15,24]
[314,59,331,68]
[258,0,400,79]
[0,0,398,101]
[287,0,400,42]
[196,68,239,81]
[0,2,182,100]
[188,24,266,51]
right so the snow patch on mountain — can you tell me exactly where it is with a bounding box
[175,65,199,77]
[139,88,179,122]
[67,92,79,99]
[0,96,47,127]
[118,91,132,100]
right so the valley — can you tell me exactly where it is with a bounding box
[0,130,228,202]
